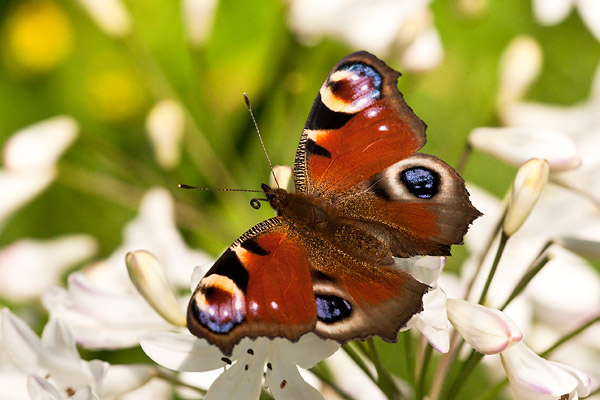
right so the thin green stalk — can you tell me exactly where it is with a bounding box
[478,231,509,305]
[401,332,416,387]
[445,351,484,400]
[310,363,357,400]
[415,344,433,400]
[366,338,403,400]
[500,253,551,311]
[540,313,600,358]
[342,343,376,383]
[474,378,508,400]
[455,142,473,175]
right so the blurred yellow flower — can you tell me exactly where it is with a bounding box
[85,69,146,122]
[2,0,73,75]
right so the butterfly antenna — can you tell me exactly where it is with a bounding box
[244,93,280,188]
[178,184,268,209]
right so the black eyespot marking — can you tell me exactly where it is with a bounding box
[315,295,352,323]
[400,167,440,199]
[305,93,355,130]
[245,364,249,371]
[247,348,254,355]
[205,249,250,292]
[221,357,232,365]
[241,238,269,256]
[306,138,332,159]
[267,362,273,370]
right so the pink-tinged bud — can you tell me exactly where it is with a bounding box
[503,159,549,236]
[126,250,186,327]
[446,299,522,355]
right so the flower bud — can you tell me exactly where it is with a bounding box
[269,165,293,192]
[497,36,543,107]
[126,250,186,327]
[446,299,522,355]
[145,100,185,170]
[503,158,549,236]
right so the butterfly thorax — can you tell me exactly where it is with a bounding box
[262,184,331,233]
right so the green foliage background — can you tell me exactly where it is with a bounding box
[0,0,598,398]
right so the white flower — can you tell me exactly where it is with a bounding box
[398,256,451,353]
[286,0,443,71]
[0,235,97,302]
[141,331,339,400]
[0,309,155,399]
[182,0,218,46]
[501,342,591,400]
[501,62,600,206]
[497,35,543,108]
[145,100,186,170]
[503,158,550,236]
[43,188,211,349]
[1,116,78,229]
[532,0,600,42]
[446,299,522,355]
[73,0,132,38]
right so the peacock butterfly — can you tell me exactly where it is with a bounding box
[187,51,481,356]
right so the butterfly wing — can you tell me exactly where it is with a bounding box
[294,51,426,196]
[294,51,480,257]
[302,233,429,343]
[338,153,482,257]
[187,217,317,356]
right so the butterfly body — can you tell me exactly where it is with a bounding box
[187,51,481,355]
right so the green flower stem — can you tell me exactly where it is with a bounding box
[474,378,508,400]
[366,338,404,400]
[464,210,505,300]
[499,252,552,311]
[342,343,377,383]
[445,350,484,400]
[310,363,357,400]
[401,332,416,387]
[428,333,461,400]
[540,313,600,358]
[415,344,433,400]
[455,142,472,176]
[478,231,509,305]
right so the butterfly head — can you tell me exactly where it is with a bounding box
[261,183,290,213]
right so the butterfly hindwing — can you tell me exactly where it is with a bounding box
[187,217,317,356]
[333,154,482,257]
[295,51,426,196]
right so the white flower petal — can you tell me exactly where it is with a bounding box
[501,342,591,400]
[73,0,132,37]
[555,236,600,259]
[3,116,78,172]
[395,256,445,286]
[270,165,294,192]
[576,0,600,42]
[140,331,225,372]
[532,0,573,25]
[400,26,443,72]
[1,309,47,372]
[0,170,55,228]
[101,364,155,398]
[277,333,339,369]
[266,349,323,400]
[145,100,185,169]
[447,299,522,355]
[498,35,543,106]
[43,273,172,349]
[72,386,99,400]
[469,127,580,171]
[41,319,80,365]
[27,374,64,400]
[204,346,267,400]
[0,235,97,302]
[182,0,218,46]
[406,287,450,353]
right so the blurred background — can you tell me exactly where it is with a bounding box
[0,0,599,398]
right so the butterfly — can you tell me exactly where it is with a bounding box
[187,51,481,356]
